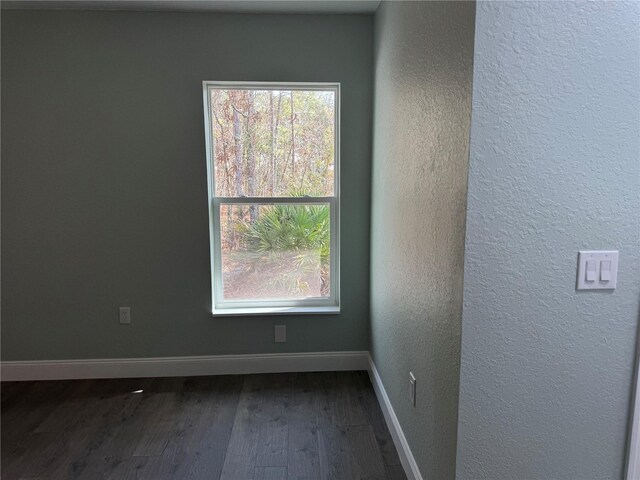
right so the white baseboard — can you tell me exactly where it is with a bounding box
[0,351,369,382]
[367,354,423,480]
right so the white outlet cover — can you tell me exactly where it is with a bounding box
[119,306,131,324]
[274,325,286,343]
[576,250,618,290]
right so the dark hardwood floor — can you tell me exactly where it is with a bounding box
[1,371,406,480]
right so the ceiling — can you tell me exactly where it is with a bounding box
[0,0,381,14]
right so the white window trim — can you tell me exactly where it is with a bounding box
[202,81,341,316]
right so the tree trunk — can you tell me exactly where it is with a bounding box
[246,91,257,222]
[270,91,276,195]
[290,91,296,179]
[232,97,244,197]
[232,94,244,247]
[273,92,283,194]
[211,98,233,197]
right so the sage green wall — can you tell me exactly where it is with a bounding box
[370,2,476,478]
[1,10,373,360]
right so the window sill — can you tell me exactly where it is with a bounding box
[211,306,340,317]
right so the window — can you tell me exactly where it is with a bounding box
[203,82,340,315]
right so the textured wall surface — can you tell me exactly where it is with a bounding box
[1,11,373,360]
[370,2,475,478]
[457,2,640,479]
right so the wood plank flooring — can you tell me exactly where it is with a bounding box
[1,371,406,480]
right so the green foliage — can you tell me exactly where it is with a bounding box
[238,204,330,261]
[236,203,331,296]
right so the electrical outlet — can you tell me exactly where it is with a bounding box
[409,372,416,406]
[274,325,286,343]
[119,307,131,325]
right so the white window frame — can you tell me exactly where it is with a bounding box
[202,81,340,316]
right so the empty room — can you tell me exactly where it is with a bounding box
[1,1,639,479]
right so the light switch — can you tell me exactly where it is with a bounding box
[586,260,597,282]
[577,251,618,290]
[600,261,612,281]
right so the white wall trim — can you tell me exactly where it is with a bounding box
[0,351,369,382]
[367,354,423,480]
[626,342,640,480]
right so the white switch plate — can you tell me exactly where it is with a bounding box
[577,251,618,290]
[274,325,286,343]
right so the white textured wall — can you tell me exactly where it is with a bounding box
[370,2,476,478]
[457,2,640,479]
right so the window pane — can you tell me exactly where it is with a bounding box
[219,204,331,301]
[210,89,335,197]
